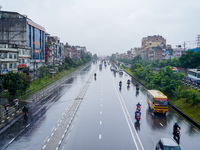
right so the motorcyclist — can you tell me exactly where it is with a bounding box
[119,81,122,87]
[136,84,139,90]
[135,109,141,119]
[136,102,141,111]
[22,105,28,113]
[173,123,181,135]
[127,79,131,85]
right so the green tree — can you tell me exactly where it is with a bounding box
[2,71,22,96]
[20,73,31,92]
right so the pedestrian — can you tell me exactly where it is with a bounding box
[15,100,19,110]
[4,104,9,116]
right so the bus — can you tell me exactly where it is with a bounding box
[187,69,200,84]
[147,90,168,114]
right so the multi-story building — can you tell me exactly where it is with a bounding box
[0,10,45,73]
[140,35,166,61]
[45,36,64,66]
[173,45,185,58]
[0,44,31,75]
[64,43,72,58]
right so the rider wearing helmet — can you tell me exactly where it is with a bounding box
[173,123,181,134]
[136,102,141,111]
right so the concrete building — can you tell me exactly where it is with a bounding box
[140,35,166,61]
[45,36,64,66]
[173,45,185,58]
[64,43,72,58]
[0,10,45,73]
[0,44,31,75]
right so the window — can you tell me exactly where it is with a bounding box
[9,54,12,59]
[22,59,25,63]
[19,50,21,55]
[14,54,17,59]
[4,53,7,58]
[9,63,12,69]
[23,50,25,55]
[14,63,17,68]
[19,59,21,63]
[3,64,7,69]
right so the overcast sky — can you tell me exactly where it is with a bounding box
[1,0,199,55]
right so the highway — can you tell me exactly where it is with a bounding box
[0,62,200,150]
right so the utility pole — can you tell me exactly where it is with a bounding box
[197,35,200,48]
[183,42,186,52]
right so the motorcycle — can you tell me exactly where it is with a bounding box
[119,82,122,88]
[135,114,141,122]
[173,128,181,144]
[136,84,139,91]
[23,112,28,122]
[127,81,130,86]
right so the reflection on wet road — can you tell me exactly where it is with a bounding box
[1,62,200,150]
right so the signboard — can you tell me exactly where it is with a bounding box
[2,69,8,75]
[18,64,26,68]
[50,69,56,74]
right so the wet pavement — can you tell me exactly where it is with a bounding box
[1,62,200,150]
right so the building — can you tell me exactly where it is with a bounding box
[173,45,185,58]
[45,36,64,66]
[0,10,45,73]
[64,43,72,58]
[188,48,200,52]
[140,35,166,61]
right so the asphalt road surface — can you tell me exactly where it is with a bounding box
[1,62,200,150]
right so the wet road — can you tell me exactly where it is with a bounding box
[1,62,200,150]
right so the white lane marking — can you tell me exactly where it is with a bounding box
[8,138,15,144]
[47,138,50,142]
[99,134,102,139]
[101,98,102,101]
[101,104,102,107]
[43,145,46,149]
[160,123,163,127]
[112,77,144,150]
[151,113,154,116]
[100,111,102,114]
[100,121,102,125]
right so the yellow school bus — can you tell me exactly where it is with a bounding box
[147,90,168,114]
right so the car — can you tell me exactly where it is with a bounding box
[156,138,181,150]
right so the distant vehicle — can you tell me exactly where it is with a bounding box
[172,67,178,73]
[119,69,123,75]
[187,69,200,84]
[99,64,102,69]
[156,138,181,150]
[147,90,168,115]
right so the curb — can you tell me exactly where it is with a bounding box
[168,102,200,129]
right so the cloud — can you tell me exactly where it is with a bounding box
[1,0,200,55]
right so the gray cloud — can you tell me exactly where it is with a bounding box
[1,0,199,55]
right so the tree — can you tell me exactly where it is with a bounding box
[2,71,22,96]
[20,73,31,92]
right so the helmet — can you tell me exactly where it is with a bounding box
[175,123,177,125]
[138,102,140,105]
